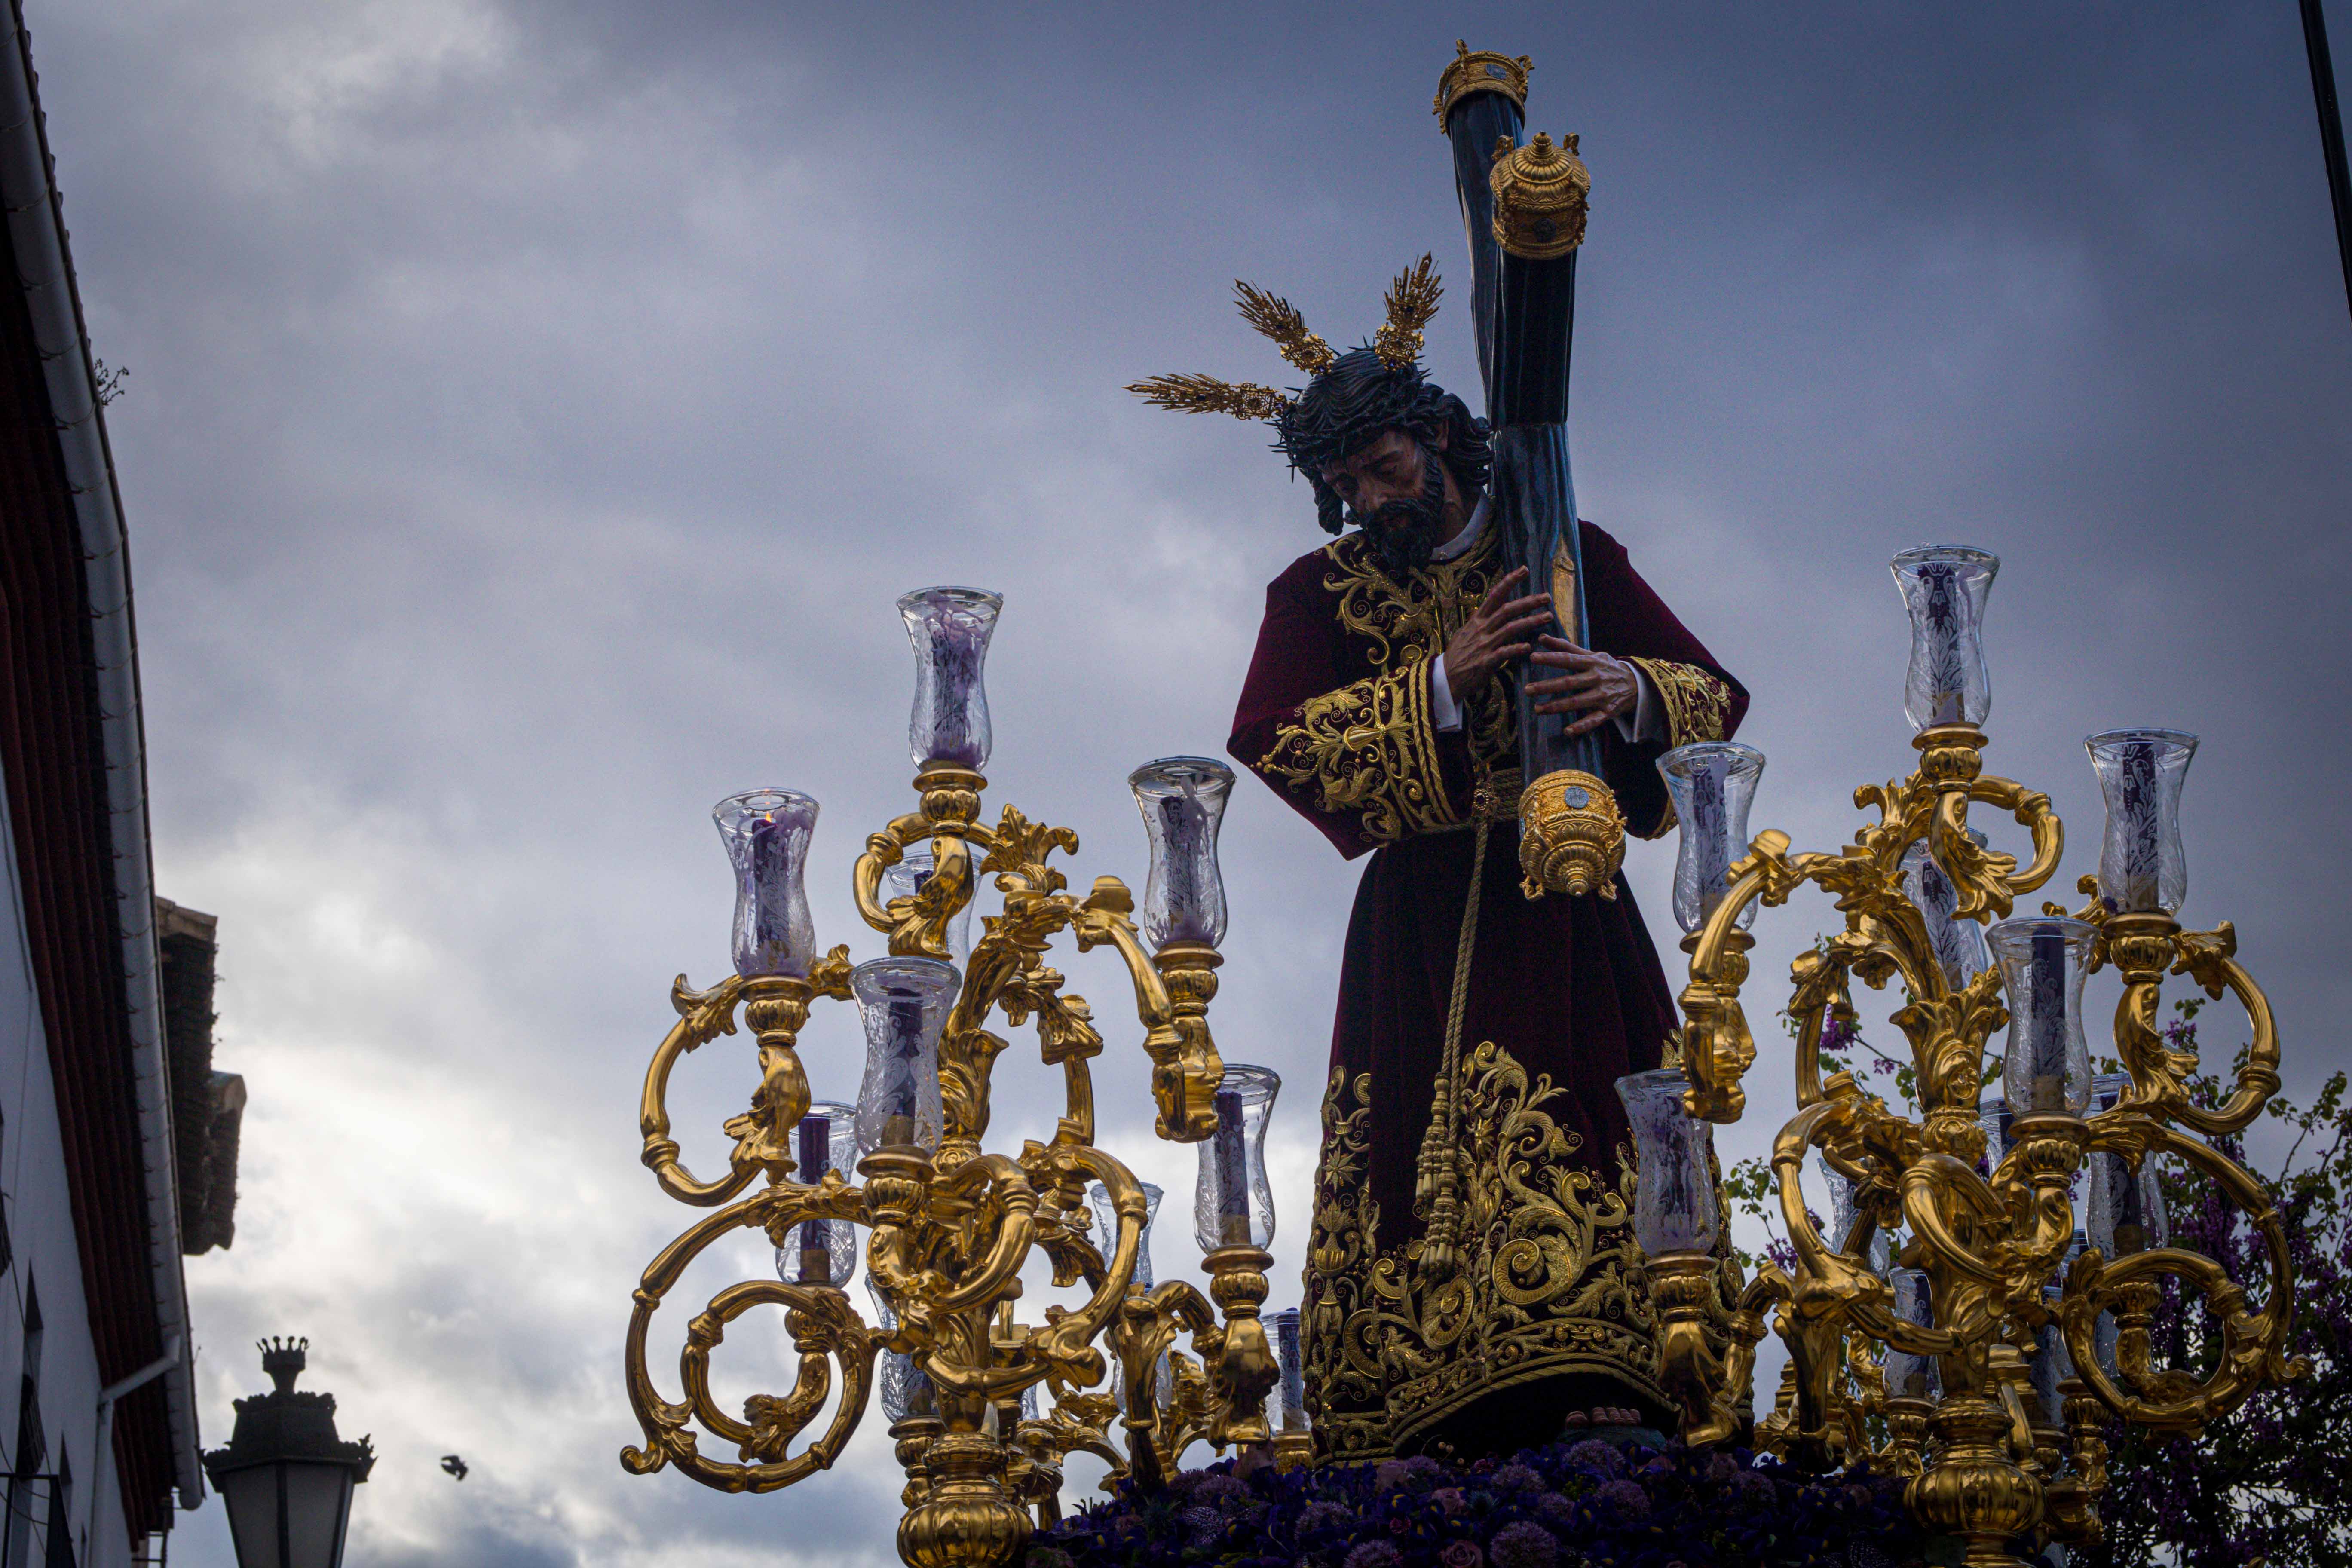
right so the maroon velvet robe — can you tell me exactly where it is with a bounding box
[1227,518,1746,1463]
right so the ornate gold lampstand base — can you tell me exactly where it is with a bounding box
[1907,1395,2043,1568]
[897,1431,1033,1568]
[1518,768,1626,899]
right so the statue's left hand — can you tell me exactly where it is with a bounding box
[1526,634,1636,737]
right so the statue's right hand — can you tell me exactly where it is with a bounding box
[1442,567,1553,699]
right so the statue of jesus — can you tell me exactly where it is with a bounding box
[1134,281,1746,1462]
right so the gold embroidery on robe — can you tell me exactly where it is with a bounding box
[1304,1068,1387,1461]
[1301,1042,1665,1464]
[1262,662,1457,842]
[1625,657,1734,749]
[1261,533,1518,844]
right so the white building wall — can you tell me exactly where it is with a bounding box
[0,774,134,1568]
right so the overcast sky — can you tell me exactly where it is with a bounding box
[28,2,2352,1563]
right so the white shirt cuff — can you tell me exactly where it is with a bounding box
[1431,653,1462,732]
[1614,663,1663,743]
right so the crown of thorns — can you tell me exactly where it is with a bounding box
[1125,255,1443,426]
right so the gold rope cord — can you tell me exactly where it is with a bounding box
[1415,817,1490,1280]
[1445,820,1491,1087]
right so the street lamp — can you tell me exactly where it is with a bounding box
[201,1338,375,1568]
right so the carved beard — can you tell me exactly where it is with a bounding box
[1354,450,1451,579]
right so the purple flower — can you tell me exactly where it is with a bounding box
[1343,1544,1404,1568]
[1297,1501,1353,1536]
[1193,1473,1250,1513]
[1491,1464,1543,1494]
[1373,1459,1412,1492]
[1177,1505,1225,1547]
[1429,1486,1468,1516]
[1440,1542,1485,1568]
[1486,1521,1559,1568]
[1533,1493,1578,1531]
[1594,1478,1649,1518]
[1561,1438,1626,1478]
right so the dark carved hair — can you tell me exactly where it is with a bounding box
[1274,347,1491,535]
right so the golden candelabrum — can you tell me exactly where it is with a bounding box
[618,587,1308,1568]
[1633,547,2307,1568]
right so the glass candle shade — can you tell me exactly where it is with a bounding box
[1989,918,2096,1115]
[1978,1096,2015,1176]
[879,845,974,968]
[1614,1069,1721,1255]
[2087,1073,2168,1257]
[867,1278,938,1423]
[2030,1288,2074,1427]
[1657,742,1766,933]
[851,957,957,1155]
[899,587,1002,769]
[1882,1268,1940,1400]
[773,1100,858,1287]
[1820,1159,1892,1277]
[2087,729,2197,916]
[1087,1179,1164,1291]
[714,790,819,979]
[1194,1065,1280,1252]
[1270,1307,1308,1433]
[1891,546,1998,733]
[1129,757,1234,950]
[1087,1179,1173,1414]
[1899,834,1992,991]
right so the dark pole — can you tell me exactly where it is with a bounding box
[2301,0,2352,322]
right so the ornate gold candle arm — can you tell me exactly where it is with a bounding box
[1200,1244,1279,1446]
[992,1147,1159,1394]
[1072,879,1224,1142]
[2037,1375,2109,1547]
[639,952,856,1206]
[851,763,999,959]
[622,1182,878,1492]
[1652,1251,1750,1447]
[2096,909,2282,1138]
[2057,1121,2309,1430]
[1675,830,1796,1121]
[914,1154,1042,1326]
[639,972,756,1204]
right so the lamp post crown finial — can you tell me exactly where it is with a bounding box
[259,1335,309,1394]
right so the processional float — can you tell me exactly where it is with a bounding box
[615,42,2306,1568]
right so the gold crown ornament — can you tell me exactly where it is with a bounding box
[1432,40,1531,127]
[1490,132,1591,260]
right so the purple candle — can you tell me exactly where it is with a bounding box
[798,1113,831,1284]
[2028,924,2067,1111]
[1213,1087,1249,1246]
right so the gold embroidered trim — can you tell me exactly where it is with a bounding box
[1626,657,1734,749]
[1305,1067,1386,1461]
[1320,532,1515,770]
[1302,1042,1665,1464]
[1262,660,1459,843]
